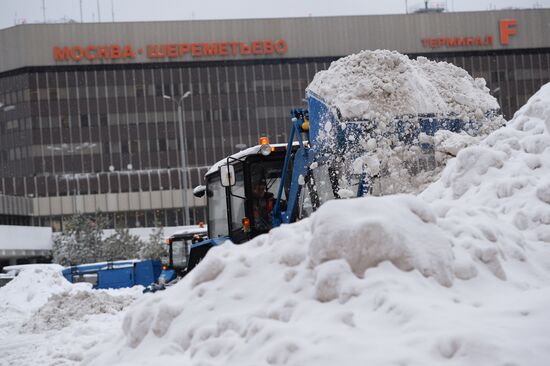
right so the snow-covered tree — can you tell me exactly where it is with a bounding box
[51,233,76,266]
[52,212,107,265]
[139,221,167,260]
[103,227,144,261]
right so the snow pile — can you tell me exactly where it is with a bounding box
[308,49,499,123]
[309,195,455,287]
[21,290,136,333]
[421,81,550,279]
[0,265,87,336]
[0,264,72,312]
[0,264,143,365]
[307,50,505,197]
[83,83,550,366]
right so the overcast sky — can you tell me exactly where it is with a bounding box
[0,0,548,30]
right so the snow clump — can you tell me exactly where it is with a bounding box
[308,49,500,124]
[309,195,454,287]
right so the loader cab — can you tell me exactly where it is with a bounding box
[164,226,208,275]
[201,140,292,244]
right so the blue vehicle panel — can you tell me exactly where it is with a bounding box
[97,267,134,289]
[62,259,162,289]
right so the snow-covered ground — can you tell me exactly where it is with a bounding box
[2,65,550,365]
[0,265,142,365]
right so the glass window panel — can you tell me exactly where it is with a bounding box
[206,174,227,238]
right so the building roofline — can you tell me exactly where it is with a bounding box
[1,7,548,32]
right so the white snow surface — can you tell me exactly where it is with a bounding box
[1,84,550,365]
[78,84,550,365]
[0,265,142,365]
[307,49,499,122]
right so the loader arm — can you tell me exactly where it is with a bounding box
[272,110,315,227]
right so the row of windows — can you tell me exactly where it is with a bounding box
[0,66,542,109]
[0,214,31,226]
[0,64,312,99]
[25,79,304,103]
[0,107,279,133]
[0,139,184,162]
[0,167,206,197]
[37,206,207,232]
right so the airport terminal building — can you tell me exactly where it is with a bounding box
[0,8,549,230]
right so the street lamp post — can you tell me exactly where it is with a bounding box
[163,91,191,226]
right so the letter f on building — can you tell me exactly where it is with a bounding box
[500,19,517,45]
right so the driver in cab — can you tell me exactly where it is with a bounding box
[251,177,275,232]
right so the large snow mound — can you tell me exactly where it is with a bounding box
[308,49,499,123]
[85,85,550,365]
[422,82,550,247]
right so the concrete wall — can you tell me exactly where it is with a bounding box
[1,9,549,73]
[0,225,52,259]
[32,188,205,216]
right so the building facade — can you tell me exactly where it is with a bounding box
[0,9,549,230]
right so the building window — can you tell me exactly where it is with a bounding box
[136,84,145,97]
[155,84,163,97]
[49,88,58,99]
[60,115,69,128]
[80,114,89,127]
[100,114,108,126]
[158,139,167,152]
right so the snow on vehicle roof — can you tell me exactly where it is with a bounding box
[205,142,298,176]
[307,49,500,123]
[167,225,208,239]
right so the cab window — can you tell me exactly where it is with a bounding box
[206,175,228,238]
[230,168,246,231]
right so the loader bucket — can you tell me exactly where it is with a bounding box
[305,90,339,147]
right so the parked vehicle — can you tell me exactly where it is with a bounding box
[62,259,161,289]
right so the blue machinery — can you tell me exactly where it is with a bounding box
[62,259,161,289]
[270,91,492,227]
[184,90,492,273]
